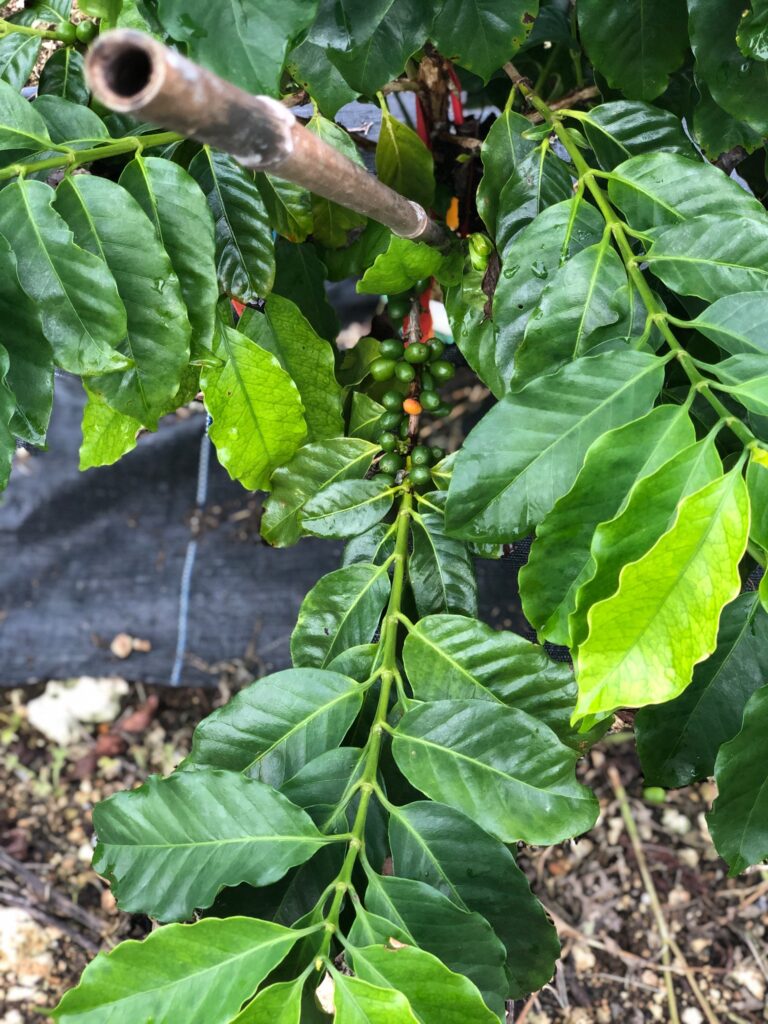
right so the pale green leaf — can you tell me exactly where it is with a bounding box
[201,326,307,491]
[0,78,52,151]
[357,236,443,295]
[574,467,750,721]
[520,406,695,645]
[687,292,768,357]
[568,436,724,649]
[331,974,419,1023]
[239,294,344,440]
[51,917,302,1024]
[229,978,303,1024]
[79,385,141,470]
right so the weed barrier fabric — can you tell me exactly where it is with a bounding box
[0,376,531,687]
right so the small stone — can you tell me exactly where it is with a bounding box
[571,942,596,973]
[661,808,691,836]
[110,633,134,659]
[682,1007,704,1024]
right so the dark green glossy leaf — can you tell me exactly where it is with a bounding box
[358,236,443,295]
[0,180,128,377]
[51,917,303,1024]
[327,0,431,97]
[495,145,573,251]
[431,0,538,82]
[574,468,749,721]
[343,523,396,567]
[349,391,386,441]
[291,562,391,667]
[636,594,768,787]
[646,216,768,301]
[281,746,365,826]
[364,873,508,1016]
[392,699,599,843]
[376,104,434,209]
[184,667,363,785]
[255,174,313,244]
[445,350,665,542]
[38,47,88,104]
[262,438,378,546]
[410,505,477,618]
[0,24,40,91]
[311,0,397,50]
[708,684,768,874]
[239,295,344,440]
[273,240,339,341]
[388,802,559,997]
[747,455,768,550]
[687,292,768,356]
[201,326,307,491]
[607,152,765,232]
[520,406,695,645]
[492,198,604,389]
[156,0,318,96]
[302,478,394,539]
[54,175,191,427]
[513,235,629,386]
[577,0,688,100]
[34,95,109,145]
[402,613,596,751]
[93,769,326,921]
[188,147,274,302]
[444,279,504,399]
[569,436,724,649]
[0,79,52,152]
[477,108,536,237]
[287,37,358,118]
[0,232,53,445]
[692,78,764,161]
[119,156,218,361]
[579,101,693,171]
[689,0,768,135]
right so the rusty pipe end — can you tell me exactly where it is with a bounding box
[85,30,168,114]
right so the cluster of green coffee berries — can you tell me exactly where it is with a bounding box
[367,284,457,487]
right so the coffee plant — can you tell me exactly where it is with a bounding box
[1,0,767,1019]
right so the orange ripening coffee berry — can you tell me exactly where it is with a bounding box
[403,397,422,415]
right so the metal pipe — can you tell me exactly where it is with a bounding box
[85,30,450,250]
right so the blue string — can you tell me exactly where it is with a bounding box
[170,413,212,686]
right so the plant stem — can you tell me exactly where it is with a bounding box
[607,767,681,1024]
[0,131,184,183]
[0,17,73,42]
[518,81,756,451]
[318,486,413,956]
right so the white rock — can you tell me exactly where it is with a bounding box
[0,907,58,980]
[681,1007,704,1024]
[26,676,128,744]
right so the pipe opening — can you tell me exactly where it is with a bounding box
[103,43,153,98]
